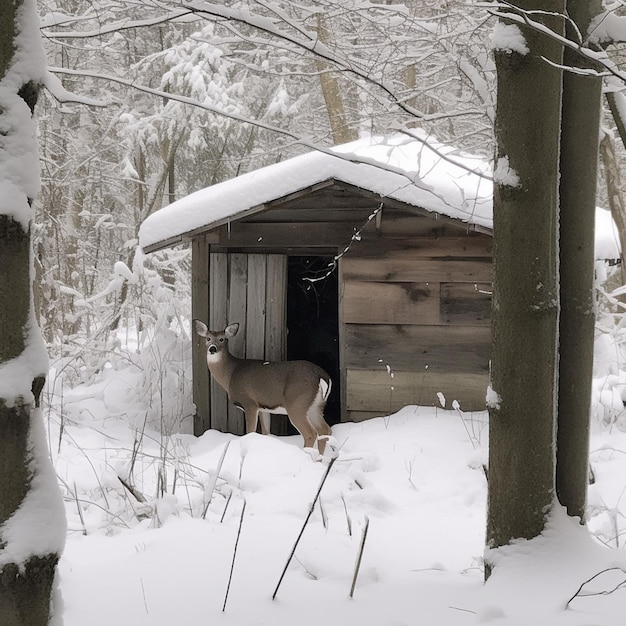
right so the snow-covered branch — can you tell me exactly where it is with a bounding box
[491,4,626,85]
[41,7,197,39]
[50,66,491,185]
[183,1,429,120]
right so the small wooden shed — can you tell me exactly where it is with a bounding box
[139,133,494,436]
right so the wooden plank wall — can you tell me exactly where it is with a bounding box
[340,224,492,421]
[207,252,287,435]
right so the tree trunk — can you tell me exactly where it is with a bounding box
[0,1,66,624]
[556,0,603,522]
[603,94,626,287]
[315,13,357,145]
[486,3,564,577]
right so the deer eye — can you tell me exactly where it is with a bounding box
[219,338,224,343]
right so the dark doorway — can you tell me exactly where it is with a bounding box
[287,256,340,426]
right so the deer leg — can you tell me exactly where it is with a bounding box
[259,411,271,436]
[286,412,319,451]
[243,405,260,434]
[307,394,332,456]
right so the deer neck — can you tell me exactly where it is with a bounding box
[206,350,239,393]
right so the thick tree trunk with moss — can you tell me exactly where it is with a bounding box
[556,0,602,522]
[0,1,66,624]
[486,3,564,576]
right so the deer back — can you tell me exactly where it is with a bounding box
[229,359,330,411]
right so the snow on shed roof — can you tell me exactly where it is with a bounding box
[138,132,493,252]
[138,131,621,260]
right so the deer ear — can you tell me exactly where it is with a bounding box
[225,323,239,338]
[194,319,209,337]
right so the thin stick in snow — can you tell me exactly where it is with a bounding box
[140,578,150,614]
[350,516,370,599]
[202,440,230,519]
[319,496,328,530]
[73,482,87,536]
[222,499,247,613]
[341,493,352,536]
[220,490,233,523]
[118,476,147,503]
[272,456,337,600]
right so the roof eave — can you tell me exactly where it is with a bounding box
[141,176,494,253]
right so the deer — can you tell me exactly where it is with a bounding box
[194,320,333,457]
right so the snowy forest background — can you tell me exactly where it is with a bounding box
[37,0,497,403]
[7,0,626,624]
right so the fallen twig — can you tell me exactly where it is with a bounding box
[565,567,626,609]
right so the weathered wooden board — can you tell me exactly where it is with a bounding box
[260,181,377,211]
[374,213,481,238]
[226,253,248,434]
[209,252,228,329]
[344,323,491,372]
[344,410,390,423]
[441,282,491,325]
[218,222,368,249]
[265,255,287,361]
[209,252,229,433]
[342,255,492,283]
[345,369,489,414]
[192,236,210,436]
[265,255,290,436]
[227,254,247,353]
[246,254,267,359]
[350,234,492,258]
[342,281,440,325]
[242,206,377,224]
[346,406,488,423]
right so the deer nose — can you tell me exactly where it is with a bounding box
[208,345,218,355]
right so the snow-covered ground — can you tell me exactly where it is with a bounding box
[47,346,626,626]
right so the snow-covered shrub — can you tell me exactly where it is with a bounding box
[45,242,194,435]
[592,261,626,430]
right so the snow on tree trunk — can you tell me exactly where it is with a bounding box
[486,3,564,576]
[556,0,602,522]
[0,1,66,624]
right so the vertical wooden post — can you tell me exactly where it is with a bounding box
[338,256,347,422]
[227,253,248,434]
[246,253,267,359]
[192,236,210,435]
[265,255,287,361]
[210,252,229,433]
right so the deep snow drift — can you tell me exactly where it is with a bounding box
[47,357,626,626]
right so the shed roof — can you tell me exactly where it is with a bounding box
[139,132,493,253]
[138,131,621,260]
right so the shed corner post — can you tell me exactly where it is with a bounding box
[192,235,211,436]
